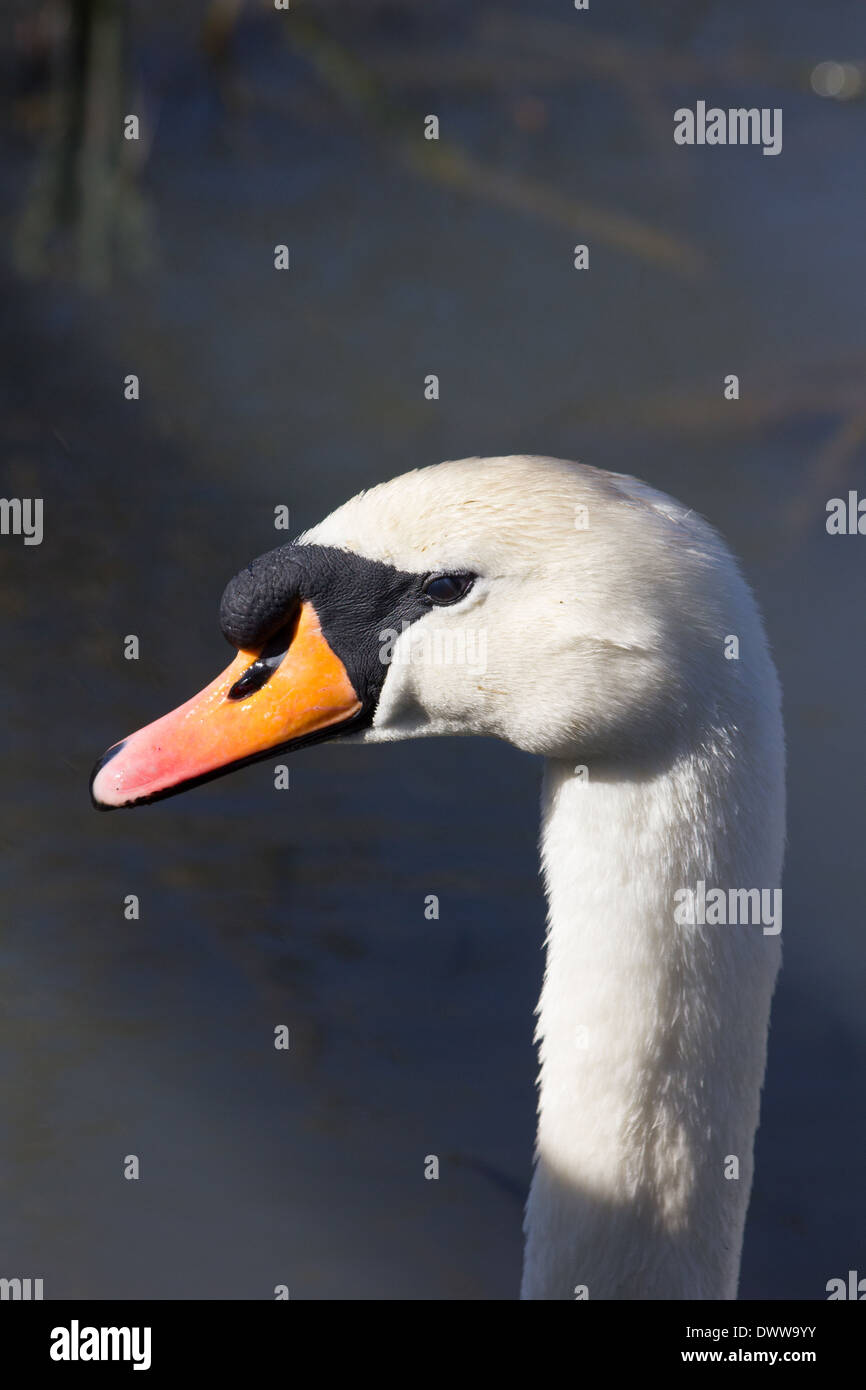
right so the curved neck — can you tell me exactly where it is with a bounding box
[521,744,783,1300]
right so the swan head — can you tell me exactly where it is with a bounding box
[91,455,753,808]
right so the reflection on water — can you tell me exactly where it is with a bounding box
[0,0,864,1297]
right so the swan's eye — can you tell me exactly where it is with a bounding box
[422,573,475,605]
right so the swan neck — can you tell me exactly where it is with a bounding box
[521,747,783,1300]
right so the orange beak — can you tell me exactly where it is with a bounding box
[90,601,362,809]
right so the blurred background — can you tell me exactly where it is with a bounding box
[0,0,864,1299]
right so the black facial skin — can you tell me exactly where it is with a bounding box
[90,543,476,809]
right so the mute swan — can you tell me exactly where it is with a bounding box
[91,455,785,1300]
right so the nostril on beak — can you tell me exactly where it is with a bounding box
[227,662,273,700]
[226,612,300,701]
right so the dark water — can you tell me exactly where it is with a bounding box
[0,0,864,1297]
